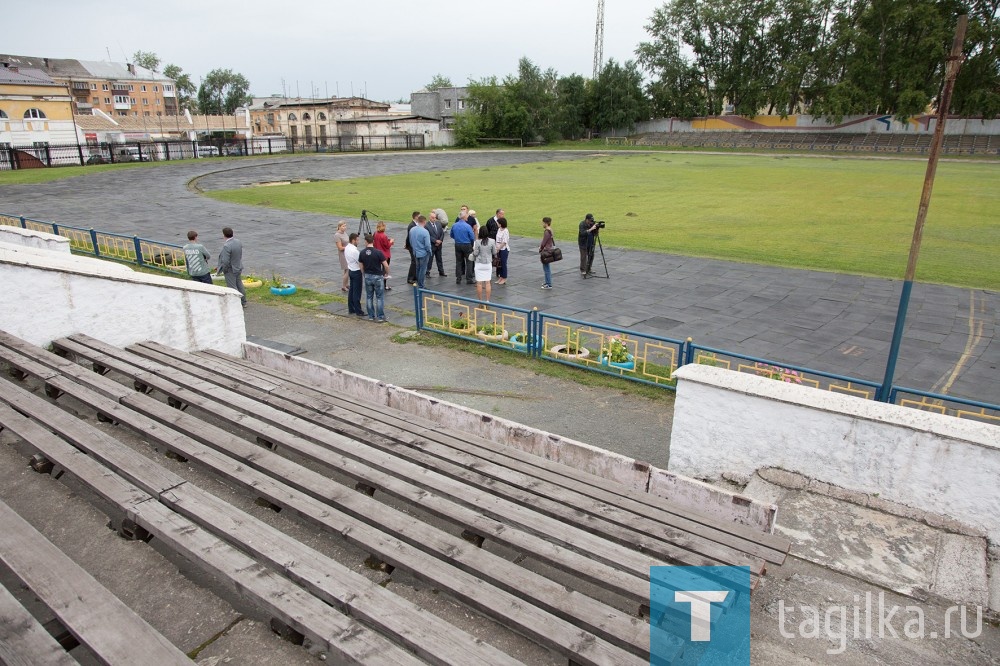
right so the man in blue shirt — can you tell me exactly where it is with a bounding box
[408,215,432,289]
[449,210,476,284]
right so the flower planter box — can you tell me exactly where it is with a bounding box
[600,354,636,371]
[476,329,508,342]
[242,278,263,288]
[269,284,297,296]
[448,324,474,335]
[549,344,590,360]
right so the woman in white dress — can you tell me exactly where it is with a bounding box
[471,225,497,302]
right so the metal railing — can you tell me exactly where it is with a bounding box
[1,213,186,274]
[414,288,1000,423]
[0,134,424,170]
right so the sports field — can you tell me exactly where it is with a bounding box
[205,153,995,290]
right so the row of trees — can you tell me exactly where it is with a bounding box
[452,58,650,147]
[450,0,998,145]
[638,0,999,119]
[132,51,251,115]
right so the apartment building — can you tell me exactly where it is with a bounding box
[0,54,178,117]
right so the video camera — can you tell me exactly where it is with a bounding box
[595,221,606,229]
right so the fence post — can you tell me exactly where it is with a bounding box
[682,337,694,366]
[89,229,100,258]
[77,143,85,166]
[133,236,144,266]
[530,309,540,357]
[413,287,422,329]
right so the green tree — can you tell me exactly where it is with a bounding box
[131,50,161,72]
[952,2,1000,118]
[637,10,711,118]
[589,59,649,133]
[425,74,454,89]
[555,74,590,139]
[198,69,252,114]
[163,64,197,113]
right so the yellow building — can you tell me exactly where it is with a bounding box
[0,62,78,145]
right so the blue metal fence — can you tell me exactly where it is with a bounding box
[413,287,1000,425]
[1,213,186,274]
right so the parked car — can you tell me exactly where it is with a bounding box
[114,146,149,162]
[197,145,220,158]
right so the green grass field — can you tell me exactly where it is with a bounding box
[206,153,1000,290]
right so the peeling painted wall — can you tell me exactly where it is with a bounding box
[670,364,1000,543]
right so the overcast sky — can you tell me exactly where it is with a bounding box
[6,0,662,101]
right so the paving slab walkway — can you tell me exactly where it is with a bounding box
[1,150,996,405]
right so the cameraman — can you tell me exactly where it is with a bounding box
[578,213,599,278]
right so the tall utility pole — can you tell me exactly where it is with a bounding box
[593,0,605,80]
[878,15,967,401]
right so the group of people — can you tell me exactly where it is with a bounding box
[182,226,247,307]
[182,210,600,319]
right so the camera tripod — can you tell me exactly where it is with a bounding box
[585,232,610,279]
[358,209,377,238]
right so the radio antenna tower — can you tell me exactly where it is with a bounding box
[593,0,605,79]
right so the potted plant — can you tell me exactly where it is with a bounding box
[476,323,508,341]
[240,274,263,288]
[448,315,474,335]
[754,363,803,384]
[549,341,591,360]
[600,336,636,371]
[268,272,296,296]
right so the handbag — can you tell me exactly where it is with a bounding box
[492,254,502,269]
[540,247,562,264]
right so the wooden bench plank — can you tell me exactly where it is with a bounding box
[0,378,528,666]
[53,337,735,583]
[0,499,192,665]
[115,340,761,575]
[0,381,447,666]
[1,339,663,664]
[188,343,789,560]
[0,582,79,666]
[51,338,705,579]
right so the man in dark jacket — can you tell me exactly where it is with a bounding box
[426,211,447,277]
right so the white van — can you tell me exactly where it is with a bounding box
[114,146,148,162]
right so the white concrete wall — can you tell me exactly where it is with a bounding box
[0,241,246,355]
[0,225,72,253]
[670,364,1000,543]
[242,342,779,533]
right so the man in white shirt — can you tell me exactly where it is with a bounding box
[345,232,365,317]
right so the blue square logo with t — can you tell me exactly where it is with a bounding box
[650,566,750,665]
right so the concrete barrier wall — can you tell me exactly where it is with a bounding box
[0,225,72,253]
[243,342,779,533]
[634,114,1000,135]
[0,241,246,355]
[670,364,1000,543]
